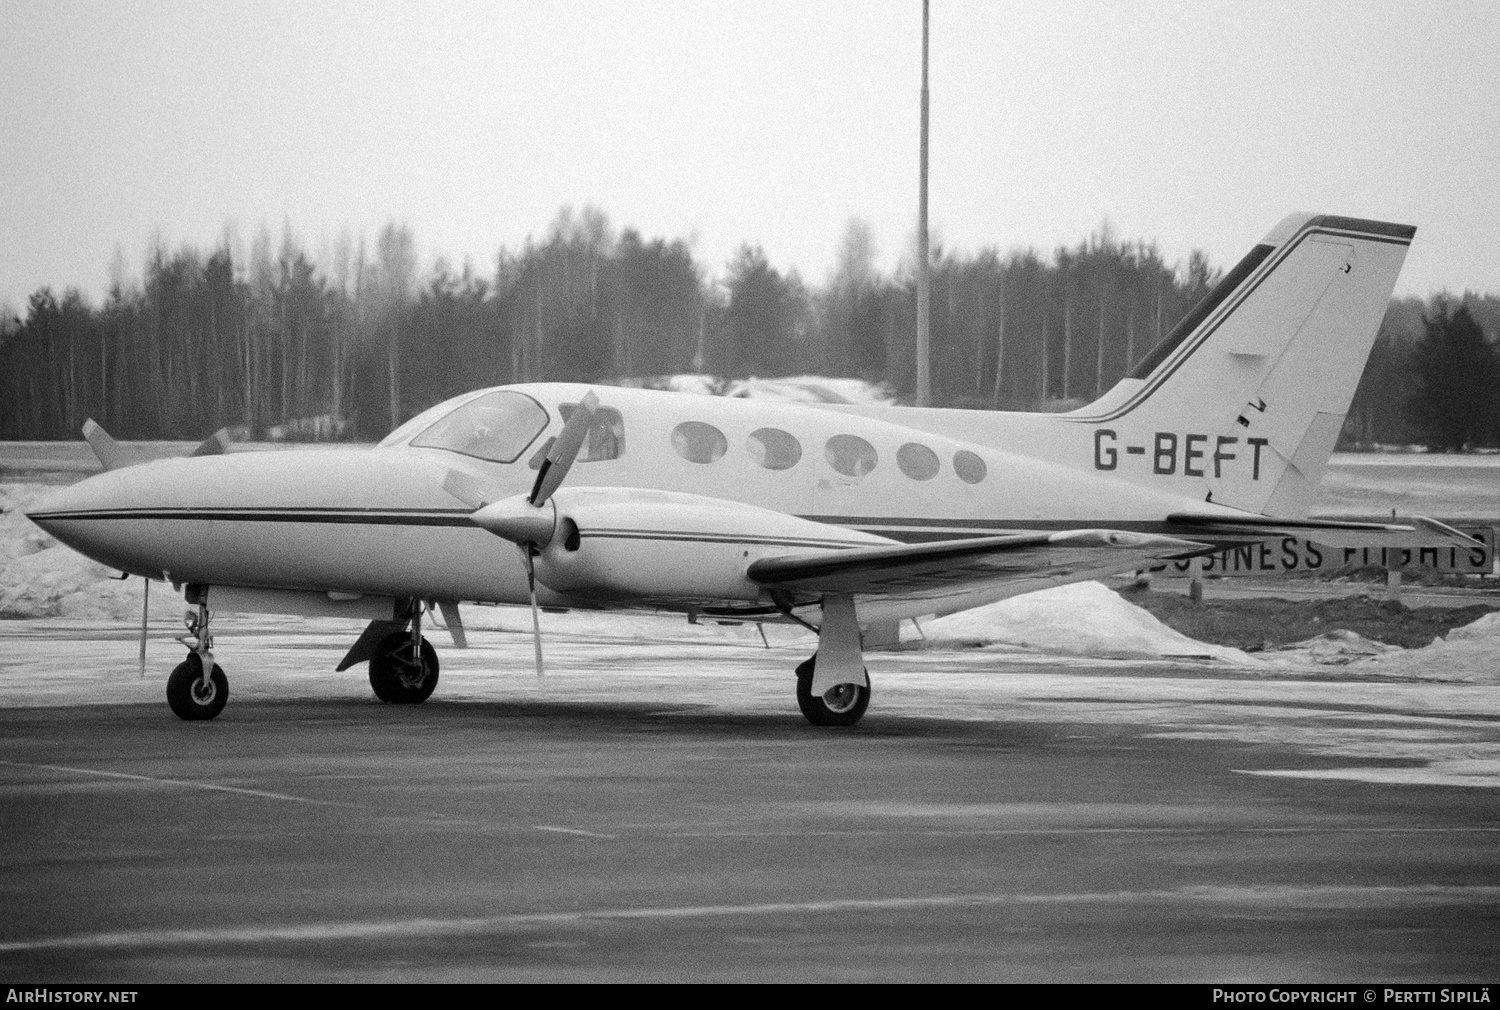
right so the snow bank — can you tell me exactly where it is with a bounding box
[1356,611,1500,683]
[922,581,1258,664]
[1254,612,1500,682]
[0,483,174,621]
[623,374,896,405]
[724,376,896,405]
[0,483,55,563]
[1264,630,1399,666]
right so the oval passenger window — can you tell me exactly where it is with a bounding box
[825,434,878,478]
[746,428,802,470]
[896,442,940,481]
[953,449,987,484]
[671,421,728,464]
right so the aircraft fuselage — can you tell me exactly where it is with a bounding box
[29,382,1207,618]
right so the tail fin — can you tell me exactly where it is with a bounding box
[1070,214,1413,517]
[82,419,125,471]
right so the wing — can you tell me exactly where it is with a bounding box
[1166,512,1483,550]
[747,529,1208,600]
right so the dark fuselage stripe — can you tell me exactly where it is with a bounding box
[580,530,866,549]
[28,506,1183,548]
[29,508,476,526]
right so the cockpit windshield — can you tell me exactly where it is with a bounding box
[407,390,550,463]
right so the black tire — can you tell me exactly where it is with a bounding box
[795,656,870,727]
[369,632,439,704]
[166,653,228,721]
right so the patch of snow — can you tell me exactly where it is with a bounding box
[0,483,176,621]
[1356,611,1500,683]
[1264,630,1400,666]
[1260,611,1500,682]
[724,376,896,405]
[620,374,896,405]
[922,581,1259,664]
[0,483,56,561]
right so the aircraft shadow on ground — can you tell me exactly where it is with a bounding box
[115,695,1052,747]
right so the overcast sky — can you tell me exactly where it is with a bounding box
[2,0,1497,313]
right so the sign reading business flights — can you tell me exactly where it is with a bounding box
[1159,526,1495,577]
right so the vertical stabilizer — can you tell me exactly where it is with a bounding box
[82,419,125,471]
[1068,214,1413,517]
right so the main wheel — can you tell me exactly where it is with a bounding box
[369,632,439,704]
[795,656,870,727]
[166,653,228,721]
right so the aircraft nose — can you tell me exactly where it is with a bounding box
[24,467,165,576]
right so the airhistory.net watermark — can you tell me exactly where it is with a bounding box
[5,992,137,1004]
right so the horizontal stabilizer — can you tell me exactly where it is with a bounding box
[81,419,125,471]
[191,428,233,457]
[1167,512,1483,550]
[748,529,1207,598]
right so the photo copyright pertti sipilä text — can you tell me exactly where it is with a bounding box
[1212,992,1491,1005]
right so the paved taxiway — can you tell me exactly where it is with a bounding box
[2,615,1498,982]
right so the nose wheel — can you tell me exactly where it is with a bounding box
[166,653,228,720]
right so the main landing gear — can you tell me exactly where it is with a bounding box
[788,594,872,727]
[368,630,439,704]
[166,586,227,721]
[367,602,439,704]
[795,656,871,727]
[335,602,441,705]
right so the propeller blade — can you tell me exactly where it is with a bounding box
[529,390,599,507]
[138,577,149,679]
[522,546,544,684]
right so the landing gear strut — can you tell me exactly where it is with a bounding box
[795,656,870,727]
[167,586,227,721]
[368,606,439,704]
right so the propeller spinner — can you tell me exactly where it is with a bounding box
[441,390,601,682]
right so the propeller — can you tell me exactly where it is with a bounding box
[528,390,598,508]
[441,390,601,683]
[138,577,149,679]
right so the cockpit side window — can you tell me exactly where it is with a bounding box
[559,403,625,462]
[409,390,549,463]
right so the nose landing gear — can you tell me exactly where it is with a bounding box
[167,587,227,721]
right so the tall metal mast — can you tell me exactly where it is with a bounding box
[915,0,931,407]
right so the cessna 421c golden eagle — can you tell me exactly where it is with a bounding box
[27,213,1477,725]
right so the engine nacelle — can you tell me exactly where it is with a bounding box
[532,487,890,605]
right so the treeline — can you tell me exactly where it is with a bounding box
[1347,296,1500,450]
[3,207,1498,449]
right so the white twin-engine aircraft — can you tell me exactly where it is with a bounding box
[27,213,1478,725]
